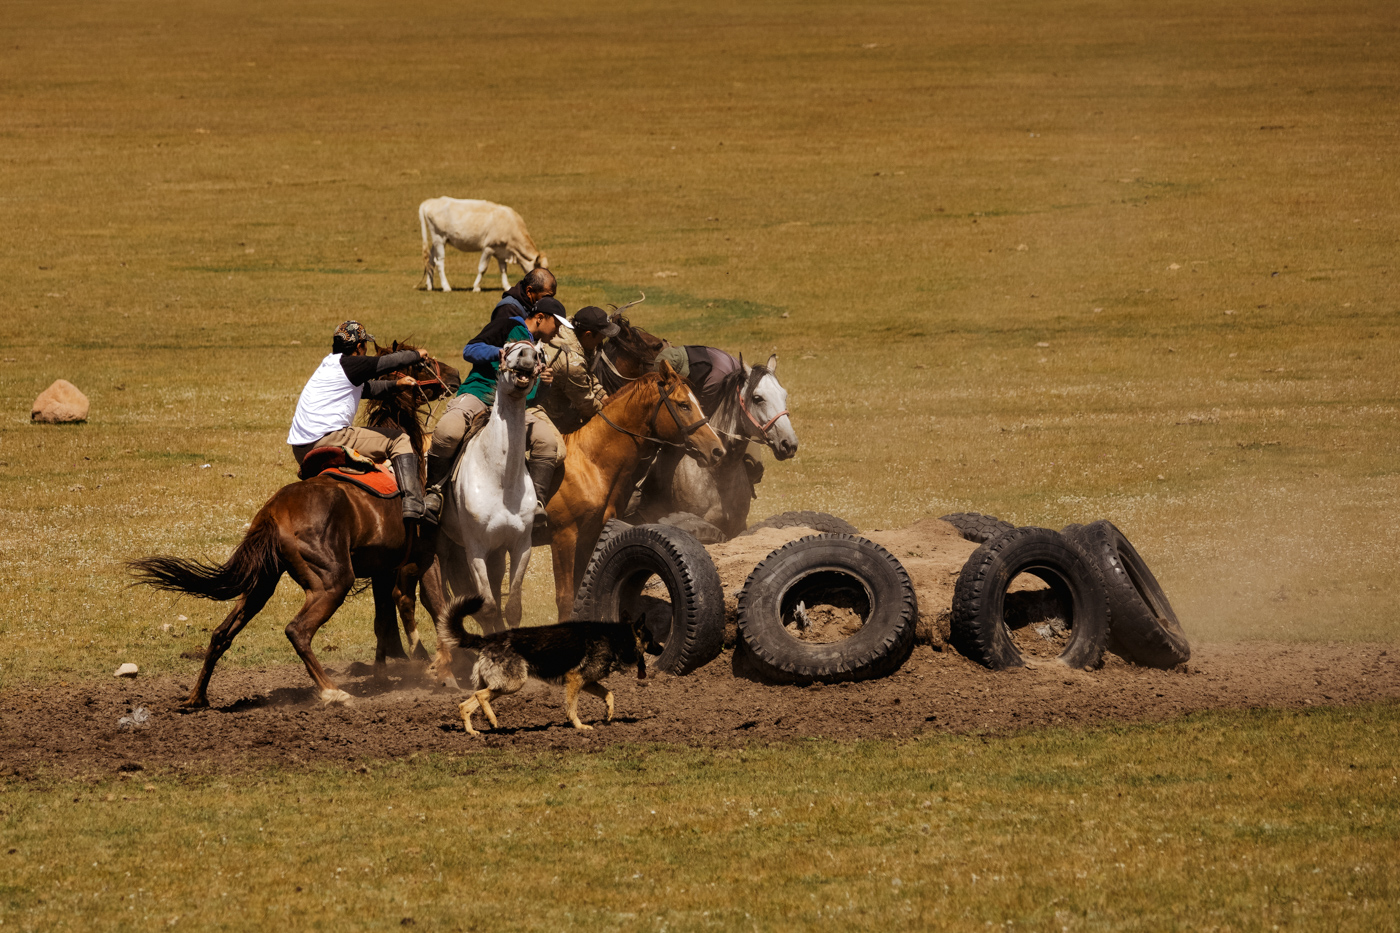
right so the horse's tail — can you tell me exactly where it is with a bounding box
[442,594,488,649]
[127,516,283,602]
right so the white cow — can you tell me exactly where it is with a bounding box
[418,197,549,293]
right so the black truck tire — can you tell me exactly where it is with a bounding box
[736,534,918,683]
[950,526,1110,671]
[939,512,1017,544]
[1062,520,1190,668]
[573,523,726,675]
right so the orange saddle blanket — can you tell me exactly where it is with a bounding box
[298,446,401,499]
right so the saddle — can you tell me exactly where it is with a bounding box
[298,446,401,499]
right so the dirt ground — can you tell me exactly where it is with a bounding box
[4,519,1396,779]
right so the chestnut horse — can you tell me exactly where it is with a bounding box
[128,344,457,708]
[546,361,725,620]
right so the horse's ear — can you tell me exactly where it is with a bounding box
[737,352,745,370]
[657,359,677,380]
[766,353,778,375]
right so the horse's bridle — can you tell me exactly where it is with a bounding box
[596,377,713,453]
[736,381,789,447]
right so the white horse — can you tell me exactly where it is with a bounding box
[433,342,539,653]
[636,352,798,538]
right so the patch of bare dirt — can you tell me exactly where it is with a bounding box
[2,643,1396,780]
[2,519,1395,779]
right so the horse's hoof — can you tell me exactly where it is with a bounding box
[177,699,208,713]
[319,689,354,706]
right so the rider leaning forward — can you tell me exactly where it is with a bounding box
[287,321,431,523]
[425,295,573,528]
[532,305,619,434]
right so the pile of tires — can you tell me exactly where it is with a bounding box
[943,512,1189,671]
[735,533,918,684]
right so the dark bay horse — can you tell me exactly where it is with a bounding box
[128,344,457,708]
[546,362,725,621]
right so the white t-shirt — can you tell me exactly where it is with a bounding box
[287,353,363,446]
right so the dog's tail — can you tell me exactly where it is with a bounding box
[442,594,487,649]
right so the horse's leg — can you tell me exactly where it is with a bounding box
[502,538,532,629]
[371,573,406,682]
[470,552,503,634]
[550,525,580,622]
[428,538,476,686]
[399,557,439,661]
[283,566,357,705]
[183,574,278,709]
[498,252,511,292]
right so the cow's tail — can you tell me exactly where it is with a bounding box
[442,594,488,650]
[127,516,283,602]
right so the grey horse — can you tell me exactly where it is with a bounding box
[633,351,798,538]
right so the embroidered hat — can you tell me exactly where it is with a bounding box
[333,320,375,346]
[571,305,621,338]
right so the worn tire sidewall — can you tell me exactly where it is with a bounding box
[738,535,917,682]
[575,523,726,674]
[951,526,1110,670]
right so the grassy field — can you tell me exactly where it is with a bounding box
[4,705,1397,931]
[1,0,1398,927]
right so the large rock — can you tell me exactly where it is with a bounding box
[31,379,89,423]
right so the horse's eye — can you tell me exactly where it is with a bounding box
[753,396,765,404]
[679,402,691,411]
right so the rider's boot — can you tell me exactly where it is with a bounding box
[527,458,555,532]
[392,454,432,528]
[422,447,456,527]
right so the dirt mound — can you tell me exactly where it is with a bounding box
[706,517,978,647]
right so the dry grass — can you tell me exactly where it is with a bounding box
[1,2,1398,925]
[4,704,1397,931]
[3,1,1397,688]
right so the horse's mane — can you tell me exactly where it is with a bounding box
[604,312,665,371]
[707,354,769,433]
[361,340,435,458]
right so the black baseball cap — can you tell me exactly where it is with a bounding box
[533,296,573,330]
[571,305,620,337]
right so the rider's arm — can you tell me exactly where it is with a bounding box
[560,355,607,417]
[461,317,522,365]
[461,341,500,366]
[339,350,423,387]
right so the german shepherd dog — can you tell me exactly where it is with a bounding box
[442,596,648,735]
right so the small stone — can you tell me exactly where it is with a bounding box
[1168,263,1181,270]
[32,379,89,423]
[1157,474,1166,480]
[114,663,139,678]
[1035,342,1050,348]
[1016,244,1028,251]
[177,615,188,622]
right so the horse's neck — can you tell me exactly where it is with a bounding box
[571,386,658,485]
[469,390,529,484]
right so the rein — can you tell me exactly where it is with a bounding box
[596,379,711,451]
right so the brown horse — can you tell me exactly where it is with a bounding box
[546,361,725,621]
[128,344,458,708]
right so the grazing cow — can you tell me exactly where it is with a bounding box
[419,197,549,293]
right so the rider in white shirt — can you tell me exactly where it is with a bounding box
[288,321,431,524]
